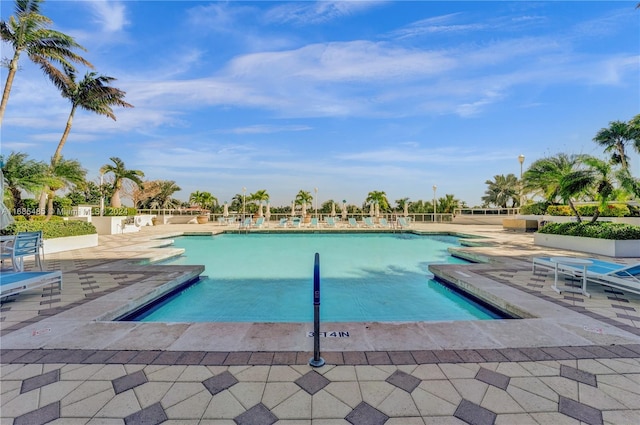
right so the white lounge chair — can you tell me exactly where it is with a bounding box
[348,218,358,228]
[532,257,640,295]
[397,217,411,229]
[0,270,62,298]
[363,217,376,228]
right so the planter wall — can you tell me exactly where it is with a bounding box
[43,234,99,254]
[534,233,640,258]
[92,216,141,235]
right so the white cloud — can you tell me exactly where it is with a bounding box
[265,1,384,25]
[87,0,129,33]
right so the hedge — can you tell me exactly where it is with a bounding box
[1,220,97,239]
[538,221,640,240]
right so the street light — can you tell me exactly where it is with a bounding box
[99,172,105,217]
[242,187,246,220]
[314,187,318,222]
[518,154,525,208]
[432,185,437,223]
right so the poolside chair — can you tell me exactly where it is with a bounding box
[278,218,288,228]
[325,217,337,228]
[532,256,640,295]
[239,217,252,229]
[252,217,265,228]
[363,217,377,228]
[309,217,319,227]
[1,232,43,272]
[291,217,301,228]
[379,218,390,228]
[0,270,62,298]
[348,217,358,228]
[397,217,411,229]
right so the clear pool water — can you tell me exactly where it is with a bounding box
[132,233,503,322]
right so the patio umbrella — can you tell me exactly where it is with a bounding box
[301,202,307,217]
[404,202,409,217]
[258,202,263,217]
[342,201,347,221]
[331,202,336,217]
[0,166,14,230]
[265,203,271,221]
[375,202,380,218]
[223,203,229,217]
[369,202,374,217]
[291,201,296,216]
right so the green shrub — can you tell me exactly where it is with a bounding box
[546,205,573,216]
[28,215,64,222]
[545,204,630,217]
[1,220,97,239]
[91,207,137,216]
[538,222,640,240]
[520,202,548,215]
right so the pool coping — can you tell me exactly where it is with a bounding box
[2,230,639,354]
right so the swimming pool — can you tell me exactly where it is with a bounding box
[129,233,504,322]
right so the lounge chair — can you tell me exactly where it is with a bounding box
[397,217,411,229]
[1,232,43,272]
[309,217,319,227]
[532,257,640,296]
[348,217,358,228]
[325,217,337,227]
[278,218,288,228]
[379,218,390,228]
[252,217,265,228]
[363,217,376,228]
[0,270,62,298]
[239,217,252,228]
[291,217,301,228]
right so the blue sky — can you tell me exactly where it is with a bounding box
[1,1,639,207]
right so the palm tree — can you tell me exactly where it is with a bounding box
[522,153,582,204]
[395,197,409,213]
[99,157,144,208]
[51,65,133,165]
[481,174,519,208]
[295,190,313,206]
[1,152,47,211]
[365,190,390,211]
[438,194,460,213]
[137,180,181,210]
[250,189,269,209]
[43,157,86,219]
[189,190,217,211]
[0,0,92,124]
[593,120,635,170]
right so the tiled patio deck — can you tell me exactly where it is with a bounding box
[1,222,639,424]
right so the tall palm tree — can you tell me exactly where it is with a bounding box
[1,151,47,211]
[0,0,92,124]
[481,174,519,208]
[51,66,133,165]
[395,197,409,213]
[593,120,635,170]
[295,190,313,206]
[142,180,181,210]
[365,190,390,211]
[43,157,86,219]
[99,157,144,208]
[439,194,460,213]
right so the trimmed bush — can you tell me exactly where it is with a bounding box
[545,204,630,217]
[521,202,548,215]
[91,206,138,217]
[1,220,97,239]
[538,221,640,240]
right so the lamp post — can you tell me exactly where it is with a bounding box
[518,154,525,208]
[432,185,437,223]
[314,187,318,222]
[242,187,246,220]
[99,172,105,217]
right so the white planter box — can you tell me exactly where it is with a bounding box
[534,233,640,258]
[43,234,99,254]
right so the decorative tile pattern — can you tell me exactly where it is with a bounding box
[124,402,167,425]
[454,399,496,425]
[560,365,597,387]
[558,396,603,425]
[203,370,238,395]
[475,367,510,390]
[234,403,278,425]
[385,370,421,393]
[20,369,60,393]
[112,370,148,394]
[13,401,60,425]
[345,401,389,425]
[295,370,330,395]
